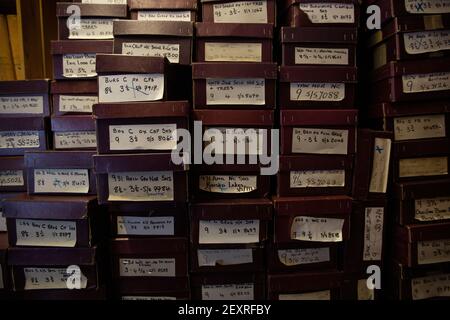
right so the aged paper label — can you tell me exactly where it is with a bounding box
[109,124,177,151]
[290,83,345,101]
[0,96,44,114]
[119,258,176,277]
[62,53,97,78]
[117,216,174,236]
[394,114,446,141]
[199,220,260,244]
[69,18,114,40]
[295,47,349,65]
[279,290,331,300]
[0,210,6,232]
[206,78,265,105]
[137,10,192,22]
[199,175,257,194]
[202,284,254,300]
[34,169,89,194]
[24,267,87,290]
[278,248,330,266]
[402,72,450,93]
[415,197,450,221]
[204,127,263,156]
[59,95,97,113]
[82,0,127,3]
[363,207,384,261]
[205,43,262,62]
[412,273,450,300]
[290,170,345,188]
[358,279,375,300]
[122,43,180,64]
[54,131,97,149]
[404,30,450,54]
[0,170,24,187]
[418,239,450,264]
[0,131,40,149]
[213,1,268,23]
[198,249,253,267]
[292,128,348,154]
[122,296,177,300]
[16,219,77,247]
[291,216,345,242]
[369,138,392,193]
[405,0,450,14]
[399,157,448,178]
[298,3,355,23]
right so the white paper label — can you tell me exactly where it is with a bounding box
[82,0,126,4]
[405,0,450,14]
[369,138,392,193]
[394,114,446,141]
[137,10,192,22]
[122,296,177,300]
[109,124,177,151]
[0,96,44,114]
[117,216,174,236]
[206,78,265,105]
[290,83,345,101]
[0,210,6,232]
[16,219,77,247]
[199,175,257,194]
[119,258,175,277]
[99,74,165,103]
[299,3,355,24]
[291,216,345,242]
[205,43,262,62]
[290,170,345,188]
[0,265,3,289]
[24,267,87,290]
[295,47,349,65]
[54,131,97,149]
[34,169,89,194]
[198,249,253,267]
[279,290,331,300]
[404,30,450,55]
[418,239,450,264]
[59,96,97,113]
[62,54,97,78]
[213,1,268,23]
[122,42,180,64]
[0,170,24,187]
[204,127,263,156]
[363,207,384,261]
[402,72,450,93]
[412,273,450,300]
[0,131,40,149]
[202,284,254,300]
[358,279,375,300]
[292,128,348,154]
[199,220,260,244]
[108,171,174,202]
[399,157,448,178]
[278,248,330,266]
[69,18,113,40]
[415,197,450,221]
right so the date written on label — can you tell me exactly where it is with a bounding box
[0,131,40,149]
[290,83,345,101]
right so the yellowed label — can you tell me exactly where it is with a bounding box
[290,170,345,188]
[109,124,177,151]
[199,220,259,244]
[205,43,262,62]
[278,248,330,266]
[412,273,450,300]
[0,170,24,187]
[0,131,40,149]
[16,219,77,247]
[69,18,113,40]
[418,239,450,264]
[213,1,268,23]
[199,175,257,194]
[279,290,331,300]
[119,259,176,277]
[62,53,97,78]
[292,128,348,154]
[402,72,450,93]
[202,284,254,300]
[24,267,87,290]
[415,197,450,221]
[290,83,345,101]
[369,138,392,193]
[399,157,448,178]
[54,131,97,149]
[291,216,345,242]
[34,169,89,194]
[206,79,265,105]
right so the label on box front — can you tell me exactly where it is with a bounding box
[363,207,384,261]
[404,30,450,55]
[399,157,448,178]
[109,124,177,151]
[278,248,330,266]
[358,279,375,300]
[0,96,44,114]
[199,175,257,194]
[69,18,113,40]
[405,0,450,14]
[0,170,24,187]
[16,219,77,247]
[291,216,345,242]
[402,72,450,93]
[119,258,176,277]
[394,114,446,141]
[205,43,262,62]
[418,239,450,264]
[59,95,97,113]
[0,131,40,149]
[415,197,450,221]
[213,1,268,23]
[122,296,177,301]
[108,171,174,202]
[290,170,345,188]
[292,128,348,154]
[202,284,254,300]
[0,265,3,289]
[54,131,97,149]
[199,220,260,244]
[82,0,126,3]
[206,78,265,105]
[295,47,349,65]
[62,53,97,78]
[117,216,174,236]
[290,83,345,101]
[412,273,450,300]
[279,290,331,300]
[204,127,263,156]
[24,267,87,290]
[137,10,192,22]
[0,210,6,232]
[298,3,355,24]
[369,138,392,193]
[198,249,253,267]
[34,169,89,194]
[122,43,180,64]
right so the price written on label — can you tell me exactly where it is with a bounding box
[279,290,331,301]
[418,239,450,264]
[291,216,345,242]
[405,0,450,14]
[412,273,450,300]
[369,138,392,193]
[363,207,384,261]
[206,78,265,105]
[402,72,450,93]
[199,220,260,244]
[415,197,450,221]
[59,95,97,113]
[137,10,192,22]
[202,284,254,300]
[203,127,263,156]
[119,258,176,277]
[290,83,345,101]
[0,131,40,149]
[399,157,448,178]
[34,169,90,194]
[278,248,330,266]
[117,216,174,236]
[69,19,114,40]
[198,249,253,267]
[404,30,450,55]
[298,3,355,23]
[199,175,257,194]
[0,96,44,114]
[62,53,97,78]
[290,170,345,188]
[295,47,349,65]
[394,114,446,141]
[213,1,268,23]
[0,170,24,187]
[16,219,77,247]
[24,267,88,290]
[292,128,348,154]
[109,124,177,151]
[54,131,97,149]
[205,42,262,62]
[122,43,180,64]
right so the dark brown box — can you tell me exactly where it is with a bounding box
[0,157,26,192]
[195,23,273,63]
[341,273,382,300]
[280,27,357,66]
[3,194,104,248]
[94,101,189,155]
[93,153,189,205]
[192,62,277,109]
[279,66,357,109]
[14,287,108,301]
[0,233,9,294]
[51,116,97,151]
[0,192,23,233]
[0,80,50,117]
[51,80,98,116]
[273,196,352,244]
[201,0,276,24]
[129,0,198,22]
[56,3,128,40]
[113,20,194,65]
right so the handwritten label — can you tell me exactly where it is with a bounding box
[99,74,165,103]
[122,296,177,300]
[290,170,345,188]
[204,127,263,156]
[62,54,97,78]
[291,216,345,242]
[109,124,177,151]
[0,170,24,187]
[358,279,374,300]
[108,171,174,202]
[404,30,450,55]
[206,78,265,105]
[394,114,446,141]
[82,0,127,3]
[279,290,331,300]
[0,96,44,114]
[278,248,330,266]
[298,3,355,24]
[59,96,97,113]
[418,239,450,264]
[0,265,3,289]
[137,10,192,22]
[54,131,97,149]
[122,43,180,64]
[405,0,450,14]
[363,207,384,261]
[399,157,448,178]
[24,268,87,290]
[199,220,260,244]
[205,43,262,62]
[290,83,345,101]
[202,284,254,300]
[119,259,175,277]
[369,138,392,193]
[292,128,348,154]
[199,175,257,194]
[213,1,268,23]
[198,249,253,266]
[295,47,349,65]
[412,273,450,300]
[402,72,450,93]
[0,131,40,149]
[34,169,89,194]
[117,216,174,236]
[16,219,77,247]
[69,19,113,40]
[415,197,450,221]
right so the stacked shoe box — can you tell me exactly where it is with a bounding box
[190,0,276,301]
[365,0,450,300]
[270,0,360,300]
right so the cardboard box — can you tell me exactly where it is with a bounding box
[200,0,276,24]
[0,80,50,117]
[128,0,198,22]
[51,116,97,151]
[51,80,98,116]
[0,157,26,193]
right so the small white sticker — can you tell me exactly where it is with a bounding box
[199,175,257,194]
[291,216,345,242]
[206,78,265,105]
[205,43,262,62]
[122,43,180,64]
[399,157,448,178]
[369,138,392,193]
[279,290,331,300]
[418,239,450,264]
[404,30,450,55]
[59,96,97,113]
[278,248,330,266]
[213,1,268,23]
[202,284,254,300]
[69,19,114,40]
[24,267,87,290]
[119,258,176,277]
[290,83,345,101]
[394,114,446,141]
[405,0,450,14]
[34,169,90,194]
[54,131,97,149]
[117,216,174,236]
[412,273,450,300]
[109,124,177,151]
[198,249,253,267]
[137,10,192,22]
[0,96,44,115]
[295,47,349,65]
[0,170,24,187]
[415,197,450,221]
[298,3,355,24]
[62,54,97,78]
[402,72,450,93]
[0,131,40,149]
[292,128,348,154]
[199,220,260,244]
[363,207,384,261]
[290,170,345,188]
[16,219,77,247]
